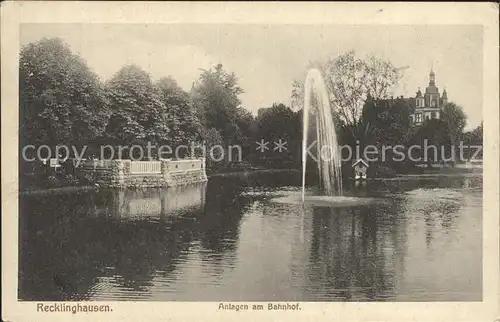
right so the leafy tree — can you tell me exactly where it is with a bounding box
[361,96,411,146]
[471,121,483,145]
[358,97,415,171]
[257,103,296,141]
[255,103,302,167]
[411,118,453,165]
[19,38,110,148]
[439,102,467,146]
[461,121,482,160]
[200,127,224,169]
[469,121,483,159]
[103,65,168,153]
[233,108,257,162]
[191,64,245,145]
[156,76,202,148]
[291,51,403,134]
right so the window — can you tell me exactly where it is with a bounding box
[431,99,437,107]
[431,111,437,119]
[415,113,422,123]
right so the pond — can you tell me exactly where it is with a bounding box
[19,171,482,301]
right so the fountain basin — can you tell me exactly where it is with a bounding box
[271,195,376,208]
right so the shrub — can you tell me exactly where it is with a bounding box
[75,172,94,185]
[370,164,397,178]
[46,175,61,188]
[63,173,80,186]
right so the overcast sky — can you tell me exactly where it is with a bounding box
[20,24,483,130]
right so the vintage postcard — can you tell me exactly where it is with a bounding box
[2,2,499,321]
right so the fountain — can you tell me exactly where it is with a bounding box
[302,68,343,201]
[273,68,374,207]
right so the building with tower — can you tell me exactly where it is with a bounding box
[410,69,448,125]
[366,69,449,128]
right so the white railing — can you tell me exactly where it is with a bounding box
[130,161,161,174]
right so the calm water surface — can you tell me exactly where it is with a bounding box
[19,172,482,301]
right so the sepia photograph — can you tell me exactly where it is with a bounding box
[2,2,499,321]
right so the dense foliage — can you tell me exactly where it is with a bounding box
[19,38,478,188]
[20,38,110,148]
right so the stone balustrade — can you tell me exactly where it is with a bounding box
[77,158,208,188]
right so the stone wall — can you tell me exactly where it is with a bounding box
[162,159,208,187]
[77,160,121,187]
[77,158,208,188]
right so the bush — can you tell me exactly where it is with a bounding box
[63,173,80,186]
[46,175,61,188]
[370,164,397,178]
[75,172,94,185]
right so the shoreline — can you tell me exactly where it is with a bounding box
[19,168,482,196]
[20,185,101,196]
[20,168,300,195]
[207,168,299,177]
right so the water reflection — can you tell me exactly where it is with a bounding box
[305,201,407,301]
[19,173,482,301]
[19,180,251,301]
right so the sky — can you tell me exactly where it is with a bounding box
[20,24,483,130]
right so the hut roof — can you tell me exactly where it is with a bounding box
[352,158,369,168]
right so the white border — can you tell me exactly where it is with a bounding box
[2,2,499,322]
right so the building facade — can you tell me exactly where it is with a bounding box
[410,70,448,125]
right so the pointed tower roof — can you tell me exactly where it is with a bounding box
[416,87,423,97]
[442,88,448,98]
[429,69,436,86]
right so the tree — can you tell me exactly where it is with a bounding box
[233,108,257,162]
[19,38,110,148]
[191,64,245,145]
[469,121,483,159]
[361,97,412,147]
[471,121,483,145]
[411,119,453,165]
[255,103,302,167]
[439,102,467,146]
[103,65,168,156]
[257,103,296,141]
[461,121,482,160]
[200,127,224,169]
[156,76,202,149]
[291,51,403,132]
